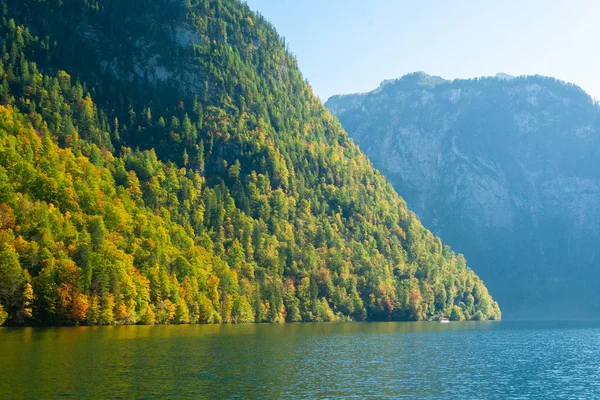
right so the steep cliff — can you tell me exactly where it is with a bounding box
[327,72,600,318]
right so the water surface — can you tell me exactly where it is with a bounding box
[1,321,599,398]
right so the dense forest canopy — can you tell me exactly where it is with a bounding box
[0,0,499,326]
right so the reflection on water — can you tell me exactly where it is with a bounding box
[1,321,599,398]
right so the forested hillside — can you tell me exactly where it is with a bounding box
[327,72,600,319]
[0,1,499,326]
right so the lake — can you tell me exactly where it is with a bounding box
[1,321,599,398]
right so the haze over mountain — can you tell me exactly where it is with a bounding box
[327,72,600,319]
[0,1,499,326]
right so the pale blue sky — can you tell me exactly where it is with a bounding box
[244,0,600,101]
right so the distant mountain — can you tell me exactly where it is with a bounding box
[495,72,514,80]
[327,72,600,319]
[0,3,499,325]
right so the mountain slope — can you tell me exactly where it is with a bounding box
[0,2,499,325]
[326,72,600,319]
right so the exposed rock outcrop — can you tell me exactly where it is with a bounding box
[327,73,600,318]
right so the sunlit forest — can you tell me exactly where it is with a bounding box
[0,0,499,326]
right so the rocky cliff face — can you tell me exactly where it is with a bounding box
[327,73,600,319]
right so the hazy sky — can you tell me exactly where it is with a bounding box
[244,0,600,101]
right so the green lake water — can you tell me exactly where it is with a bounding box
[1,321,599,398]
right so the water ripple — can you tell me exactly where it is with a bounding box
[1,321,599,398]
